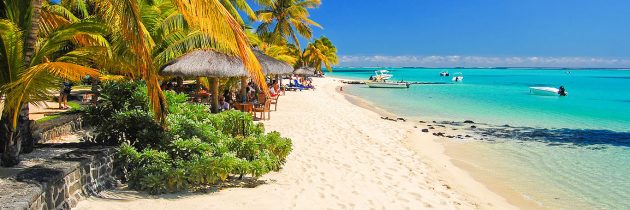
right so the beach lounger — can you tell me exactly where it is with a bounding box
[293,79,314,90]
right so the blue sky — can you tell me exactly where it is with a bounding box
[48,0,630,67]
[304,0,630,67]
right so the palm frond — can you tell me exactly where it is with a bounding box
[174,0,268,95]
[2,62,100,128]
[0,19,25,88]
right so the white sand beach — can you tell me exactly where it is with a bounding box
[75,77,516,210]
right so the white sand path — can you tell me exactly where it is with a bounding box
[75,77,515,210]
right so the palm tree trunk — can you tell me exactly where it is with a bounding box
[1,0,42,166]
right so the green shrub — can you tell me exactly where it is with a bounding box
[208,110,264,137]
[167,137,213,160]
[89,81,294,194]
[261,131,293,162]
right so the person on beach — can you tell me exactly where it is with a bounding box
[58,81,72,109]
[223,89,233,104]
[219,96,230,111]
[273,82,282,95]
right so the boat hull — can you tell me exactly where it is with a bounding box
[367,82,410,88]
[530,87,566,96]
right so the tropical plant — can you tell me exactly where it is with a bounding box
[256,0,322,49]
[92,0,269,124]
[302,36,337,72]
[110,92,291,194]
[0,0,105,166]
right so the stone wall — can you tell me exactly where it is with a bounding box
[31,114,83,144]
[0,147,116,210]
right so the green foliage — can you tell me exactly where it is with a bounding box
[91,81,293,194]
[82,81,166,149]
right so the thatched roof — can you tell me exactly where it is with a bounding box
[161,50,293,77]
[293,67,316,76]
[161,50,248,77]
[254,50,294,75]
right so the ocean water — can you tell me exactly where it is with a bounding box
[328,68,630,209]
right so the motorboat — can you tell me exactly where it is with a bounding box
[367,81,410,88]
[367,69,410,88]
[440,71,449,76]
[370,70,393,81]
[529,86,568,96]
[452,72,464,82]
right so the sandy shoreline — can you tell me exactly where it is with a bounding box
[75,77,518,210]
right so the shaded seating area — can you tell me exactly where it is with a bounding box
[161,49,295,121]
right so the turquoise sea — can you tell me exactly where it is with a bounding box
[328,68,630,209]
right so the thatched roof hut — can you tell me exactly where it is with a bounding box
[162,50,293,77]
[254,50,293,75]
[293,67,316,76]
[161,50,248,77]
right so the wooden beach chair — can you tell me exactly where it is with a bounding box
[270,95,279,111]
[253,99,271,120]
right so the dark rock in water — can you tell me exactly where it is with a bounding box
[429,127,435,129]
[446,136,454,138]
[470,125,477,129]
[381,116,398,122]
[503,124,511,127]
[421,129,429,133]
[432,121,437,123]
[452,128,458,130]
[465,135,472,138]
[419,121,426,123]
[397,117,406,122]
[464,120,475,124]
[414,126,418,128]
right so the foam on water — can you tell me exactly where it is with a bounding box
[329,68,630,209]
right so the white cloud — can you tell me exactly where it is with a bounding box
[338,55,630,68]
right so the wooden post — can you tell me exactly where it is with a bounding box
[240,76,247,102]
[210,77,219,113]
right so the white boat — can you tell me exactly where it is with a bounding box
[372,70,393,80]
[440,71,449,76]
[529,87,568,96]
[367,81,410,88]
[452,72,464,82]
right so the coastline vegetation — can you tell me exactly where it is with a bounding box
[1,0,333,195]
[1,1,334,190]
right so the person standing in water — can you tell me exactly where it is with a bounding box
[558,86,567,96]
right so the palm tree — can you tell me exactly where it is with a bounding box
[1,0,105,166]
[256,0,322,49]
[93,0,268,123]
[302,36,337,73]
[220,0,257,26]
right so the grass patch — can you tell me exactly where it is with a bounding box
[35,101,82,123]
[67,101,81,110]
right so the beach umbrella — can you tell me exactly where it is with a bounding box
[253,50,294,75]
[293,67,316,76]
[252,50,293,90]
[162,50,248,77]
[162,50,249,113]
